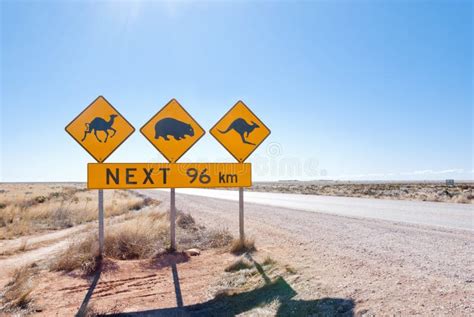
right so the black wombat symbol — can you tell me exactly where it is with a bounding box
[218,118,259,145]
[154,117,194,141]
[81,114,117,143]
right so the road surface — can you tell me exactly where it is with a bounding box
[145,189,473,315]
[158,188,473,231]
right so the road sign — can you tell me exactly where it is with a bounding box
[87,163,251,189]
[65,96,135,163]
[210,100,271,162]
[140,99,205,163]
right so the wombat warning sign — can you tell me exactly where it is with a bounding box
[210,100,271,162]
[140,99,205,163]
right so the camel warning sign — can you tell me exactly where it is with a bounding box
[210,100,271,162]
[140,99,205,163]
[65,96,135,163]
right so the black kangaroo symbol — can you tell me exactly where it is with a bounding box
[81,114,118,143]
[218,118,259,145]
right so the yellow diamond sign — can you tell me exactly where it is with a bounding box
[140,99,205,163]
[210,100,271,162]
[65,96,135,163]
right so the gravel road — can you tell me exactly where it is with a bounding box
[164,189,473,231]
[144,189,474,315]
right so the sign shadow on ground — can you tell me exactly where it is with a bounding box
[76,268,102,317]
[100,255,355,317]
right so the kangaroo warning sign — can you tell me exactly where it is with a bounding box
[65,96,135,163]
[210,100,271,162]
[87,163,251,189]
[140,99,205,163]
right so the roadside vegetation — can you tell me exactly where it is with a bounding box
[249,182,474,203]
[1,183,280,315]
[0,264,38,314]
[0,185,234,314]
[204,253,325,316]
[230,237,256,254]
[0,184,159,239]
[51,210,233,274]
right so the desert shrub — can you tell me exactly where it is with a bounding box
[175,218,233,250]
[51,207,75,228]
[0,186,161,239]
[225,256,254,272]
[263,256,277,266]
[51,210,233,274]
[34,196,47,204]
[49,192,62,199]
[0,205,33,237]
[128,196,160,211]
[0,265,37,312]
[454,192,473,204]
[51,234,100,275]
[176,212,196,229]
[203,229,234,248]
[52,211,169,273]
[230,237,256,254]
[104,213,168,259]
[285,265,297,274]
[0,206,15,227]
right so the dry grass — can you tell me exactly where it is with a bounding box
[205,229,234,249]
[263,256,277,266]
[173,210,233,250]
[211,253,295,313]
[284,264,297,274]
[230,237,256,254]
[249,182,474,204]
[51,211,234,274]
[176,212,196,229]
[50,234,100,275]
[225,256,254,272]
[0,239,29,256]
[0,184,159,239]
[0,265,37,312]
[104,212,169,260]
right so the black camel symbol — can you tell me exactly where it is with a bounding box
[81,114,117,143]
[218,118,259,145]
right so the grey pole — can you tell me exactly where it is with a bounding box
[170,188,176,251]
[239,187,244,243]
[98,189,104,258]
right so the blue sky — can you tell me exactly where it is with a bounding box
[1,0,472,182]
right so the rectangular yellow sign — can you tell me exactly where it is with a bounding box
[88,163,251,189]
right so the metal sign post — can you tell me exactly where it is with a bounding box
[65,96,135,260]
[140,99,207,252]
[170,188,176,251]
[239,187,244,243]
[210,100,271,246]
[98,189,104,258]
